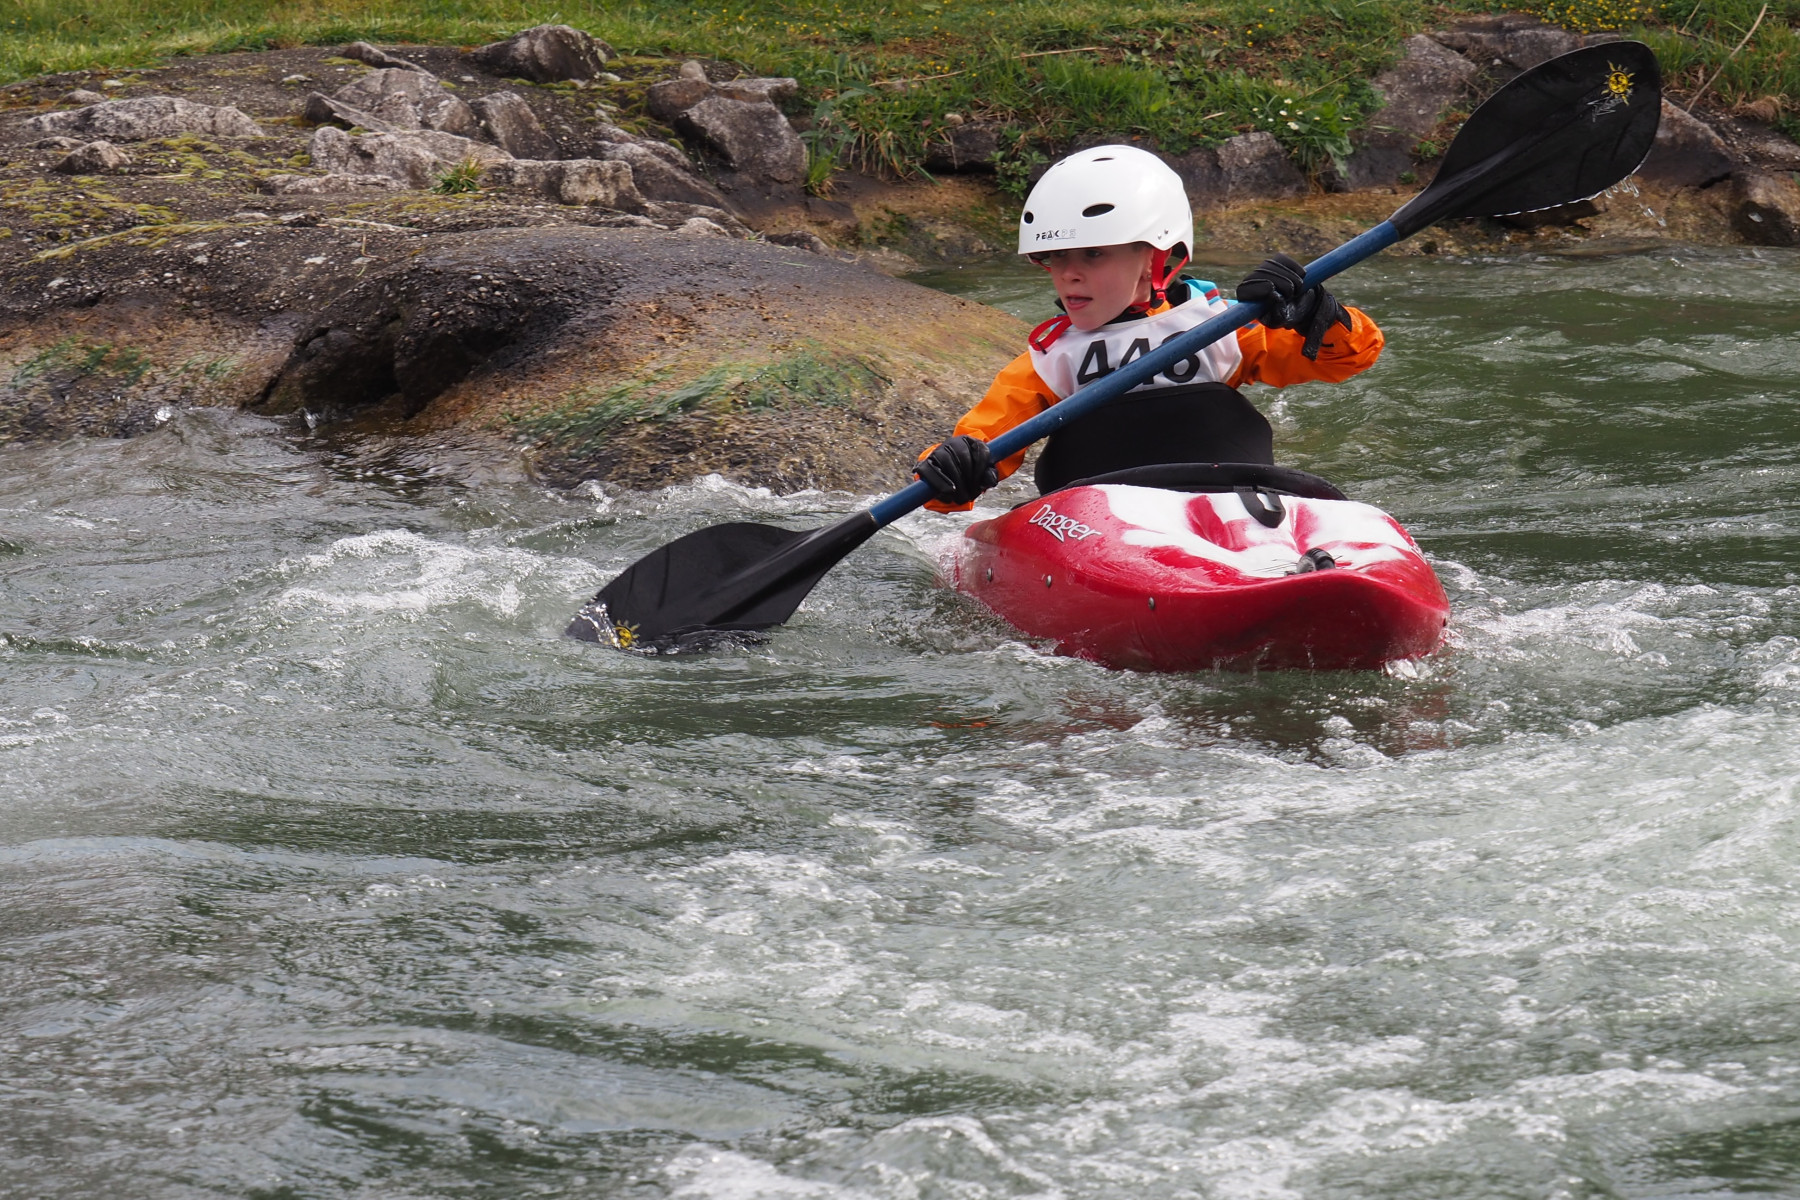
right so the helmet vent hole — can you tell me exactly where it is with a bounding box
[1023,211,1034,224]
[1082,203,1115,218]
[1093,156,1114,161]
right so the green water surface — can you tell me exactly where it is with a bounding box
[6,246,1800,1198]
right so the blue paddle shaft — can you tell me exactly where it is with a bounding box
[867,220,1403,528]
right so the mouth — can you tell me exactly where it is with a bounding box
[1062,294,1093,310]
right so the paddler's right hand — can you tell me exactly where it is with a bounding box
[1237,252,1353,362]
[915,435,998,505]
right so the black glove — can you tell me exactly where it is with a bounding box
[1237,252,1354,361]
[915,435,997,504]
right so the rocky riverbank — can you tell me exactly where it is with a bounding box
[0,29,1029,490]
[3,17,1798,489]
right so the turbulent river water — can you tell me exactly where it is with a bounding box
[8,245,1800,1198]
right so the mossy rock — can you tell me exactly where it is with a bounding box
[253,224,1024,491]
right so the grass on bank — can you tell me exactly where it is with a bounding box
[5,0,1800,183]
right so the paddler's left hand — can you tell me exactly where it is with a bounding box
[915,435,998,505]
[1238,252,1354,361]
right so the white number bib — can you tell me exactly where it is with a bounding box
[1030,281,1244,401]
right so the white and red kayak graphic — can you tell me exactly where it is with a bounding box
[952,484,1449,672]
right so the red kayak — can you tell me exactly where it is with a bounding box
[948,464,1449,672]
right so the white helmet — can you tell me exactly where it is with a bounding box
[1017,144,1193,258]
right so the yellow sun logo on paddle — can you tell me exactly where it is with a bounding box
[1605,63,1634,101]
[612,621,640,649]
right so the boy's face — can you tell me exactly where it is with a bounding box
[1033,243,1155,331]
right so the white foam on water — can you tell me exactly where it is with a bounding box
[1459,581,1695,660]
[665,1146,874,1199]
[273,528,596,617]
[592,698,1800,1194]
[630,471,863,523]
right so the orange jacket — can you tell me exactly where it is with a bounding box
[922,299,1384,512]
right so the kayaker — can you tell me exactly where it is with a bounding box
[915,144,1385,511]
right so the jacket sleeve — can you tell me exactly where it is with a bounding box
[919,352,1056,513]
[1228,305,1384,388]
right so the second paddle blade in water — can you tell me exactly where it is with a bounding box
[566,512,878,650]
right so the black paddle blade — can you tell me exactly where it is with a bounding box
[566,512,879,650]
[1391,41,1661,237]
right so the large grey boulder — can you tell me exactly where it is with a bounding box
[645,61,809,188]
[304,68,480,138]
[1331,34,1476,190]
[1216,132,1306,201]
[25,96,261,140]
[259,172,404,195]
[1373,35,1476,137]
[1638,99,1738,189]
[334,67,436,113]
[302,92,405,133]
[674,94,806,183]
[302,74,479,141]
[308,125,511,189]
[246,225,1022,495]
[1166,147,1226,202]
[591,140,729,207]
[1168,134,1305,206]
[646,61,800,121]
[471,92,558,160]
[714,77,799,104]
[554,160,642,207]
[1731,169,1800,245]
[417,91,481,138]
[485,158,643,207]
[341,41,427,72]
[647,62,714,121]
[1432,14,1596,76]
[924,121,1001,173]
[469,24,614,83]
[52,140,131,174]
[1709,113,1800,173]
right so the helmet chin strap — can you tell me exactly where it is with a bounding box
[1147,244,1190,305]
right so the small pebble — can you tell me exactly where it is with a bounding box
[100,79,124,90]
[281,74,312,84]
